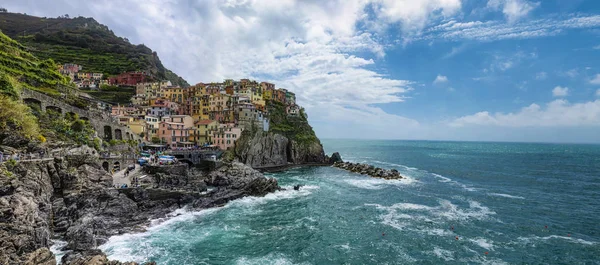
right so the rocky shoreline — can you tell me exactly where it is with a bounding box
[333,161,403,180]
[0,146,281,265]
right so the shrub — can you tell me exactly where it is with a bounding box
[0,95,40,140]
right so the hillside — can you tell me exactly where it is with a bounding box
[0,30,99,148]
[0,12,189,87]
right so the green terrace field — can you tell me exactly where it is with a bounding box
[83,85,135,104]
[0,30,71,97]
[0,12,189,87]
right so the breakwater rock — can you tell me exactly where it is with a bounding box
[333,161,403,180]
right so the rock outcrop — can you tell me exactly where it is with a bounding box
[234,130,326,168]
[193,162,280,208]
[333,161,403,180]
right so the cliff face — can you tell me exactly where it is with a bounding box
[233,100,326,168]
[234,130,326,168]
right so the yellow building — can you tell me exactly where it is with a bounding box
[127,118,147,136]
[195,119,219,144]
[164,87,187,104]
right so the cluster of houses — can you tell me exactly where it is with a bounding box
[56,64,302,151]
[58,63,107,89]
[109,79,301,150]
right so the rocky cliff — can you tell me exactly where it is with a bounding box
[234,130,326,168]
[0,146,279,265]
[233,100,327,169]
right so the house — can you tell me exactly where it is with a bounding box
[109,72,149,86]
[285,90,296,105]
[212,123,242,150]
[274,89,287,103]
[144,115,160,141]
[286,104,300,116]
[261,82,275,100]
[195,119,219,145]
[157,121,194,148]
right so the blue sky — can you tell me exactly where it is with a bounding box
[4,0,600,143]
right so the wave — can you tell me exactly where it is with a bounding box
[488,193,525,199]
[344,176,417,190]
[432,247,455,261]
[372,160,418,171]
[432,173,452,183]
[50,239,68,263]
[366,199,496,233]
[230,185,319,207]
[469,238,495,250]
[235,253,310,265]
[100,186,319,263]
[517,235,597,246]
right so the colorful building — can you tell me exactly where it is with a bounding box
[195,119,219,145]
[109,72,149,86]
[212,123,242,150]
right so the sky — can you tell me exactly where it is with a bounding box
[4,0,600,143]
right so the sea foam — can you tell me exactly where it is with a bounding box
[488,193,525,199]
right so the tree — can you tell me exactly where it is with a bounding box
[151,137,160,144]
[0,7,7,13]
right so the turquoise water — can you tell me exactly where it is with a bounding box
[100,140,600,264]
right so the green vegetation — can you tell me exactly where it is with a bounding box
[0,95,40,141]
[0,12,189,87]
[84,85,135,104]
[267,100,320,146]
[32,107,98,147]
[0,30,71,94]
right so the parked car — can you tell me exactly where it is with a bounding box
[138,157,149,166]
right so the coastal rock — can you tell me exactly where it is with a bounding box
[195,162,280,208]
[144,165,207,192]
[234,130,326,168]
[328,152,343,164]
[25,247,56,265]
[333,161,403,180]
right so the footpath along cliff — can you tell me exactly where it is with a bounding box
[233,101,328,169]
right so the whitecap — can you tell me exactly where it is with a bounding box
[432,247,455,261]
[343,175,418,190]
[432,173,452,183]
[230,185,319,207]
[517,235,597,246]
[488,193,525,199]
[469,237,495,250]
[50,239,68,263]
[235,253,309,265]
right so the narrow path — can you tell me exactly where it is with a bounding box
[112,164,142,187]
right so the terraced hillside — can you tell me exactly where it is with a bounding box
[0,12,189,87]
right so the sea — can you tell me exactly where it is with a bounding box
[92,140,600,264]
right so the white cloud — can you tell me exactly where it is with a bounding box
[535,71,547,80]
[552,86,569,97]
[450,99,600,127]
[590,74,600,85]
[594,45,600,50]
[433,75,449,84]
[487,0,540,23]
[564,68,579,78]
[422,15,600,42]
[372,0,462,33]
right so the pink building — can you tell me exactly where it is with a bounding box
[212,123,242,150]
[157,121,194,148]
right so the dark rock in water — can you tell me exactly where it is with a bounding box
[62,249,156,265]
[293,184,303,190]
[332,161,403,180]
[328,152,343,164]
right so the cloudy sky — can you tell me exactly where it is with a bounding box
[5,0,600,143]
